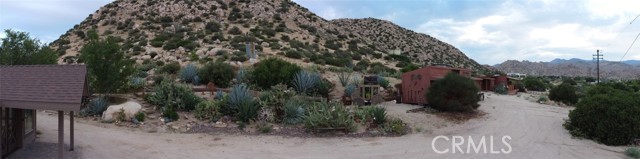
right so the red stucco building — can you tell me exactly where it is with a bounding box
[400,66,513,105]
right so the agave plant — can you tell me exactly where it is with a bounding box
[179,64,199,83]
[344,83,357,97]
[83,96,108,116]
[337,71,352,87]
[130,77,146,90]
[292,70,321,95]
[283,99,306,125]
[377,75,390,89]
[228,84,259,122]
[368,106,387,125]
[236,67,250,84]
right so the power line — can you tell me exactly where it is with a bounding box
[620,31,640,62]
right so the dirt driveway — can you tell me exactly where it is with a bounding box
[9,93,626,159]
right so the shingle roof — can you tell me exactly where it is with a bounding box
[0,65,88,111]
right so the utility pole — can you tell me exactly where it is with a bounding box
[593,49,604,84]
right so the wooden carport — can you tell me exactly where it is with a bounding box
[0,65,88,159]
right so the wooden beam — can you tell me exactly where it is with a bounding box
[58,111,64,159]
[70,111,74,151]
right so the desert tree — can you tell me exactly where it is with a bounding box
[0,29,58,65]
[80,29,135,94]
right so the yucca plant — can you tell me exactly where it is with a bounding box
[283,98,306,125]
[292,70,321,95]
[180,64,199,83]
[236,67,250,84]
[214,90,225,100]
[337,71,352,87]
[228,84,258,122]
[368,106,387,125]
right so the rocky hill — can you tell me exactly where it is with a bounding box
[50,0,484,73]
[495,59,640,79]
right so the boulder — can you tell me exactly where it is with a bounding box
[102,101,142,122]
[141,55,151,60]
[261,42,269,47]
[208,48,221,56]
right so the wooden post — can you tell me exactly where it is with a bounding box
[70,111,74,151]
[58,111,64,159]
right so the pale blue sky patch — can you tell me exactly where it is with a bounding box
[2,0,640,64]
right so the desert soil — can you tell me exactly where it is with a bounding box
[9,92,626,159]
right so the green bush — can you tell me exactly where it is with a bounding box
[179,64,199,83]
[146,81,202,111]
[494,83,507,95]
[157,62,181,74]
[523,77,546,91]
[163,107,179,121]
[377,75,390,89]
[304,101,355,132]
[549,83,578,105]
[194,100,222,121]
[252,58,302,89]
[313,78,334,99]
[426,73,480,112]
[199,62,235,88]
[134,112,145,122]
[626,147,640,159]
[564,86,640,145]
[292,70,320,95]
[257,121,273,133]
[284,50,302,59]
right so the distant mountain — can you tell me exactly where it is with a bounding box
[495,58,640,79]
[49,0,485,72]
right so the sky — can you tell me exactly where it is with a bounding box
[2,0,640,65]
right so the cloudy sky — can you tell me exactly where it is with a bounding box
[2,0,640,65]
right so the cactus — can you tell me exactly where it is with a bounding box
[292,70,320,95]
[179,64,199,83]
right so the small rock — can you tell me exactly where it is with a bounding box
[214,121,227,128]
[141,55,151,60]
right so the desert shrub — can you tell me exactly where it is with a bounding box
[134,112,145,122]
[153,74,170,85]
[304,101,355,132]
[549,83,578,105]
[564,87,640,145]
[381,118,408,135]
[194,100,222,121]
[146,81,202,111]
[199,62,235,88]
[229,84,259,122]
[514,81,526,92]
[426,73,480,112]
[283,98,306,125]
[257,121,273,133]
[494,83,507,95]
[337,71,352,87]
[228,26,242,35]
[259,84,296,122]
[157,62,180,74]
[163,107,179,121]
[129,77,146,91]
[284,50,302,59]
[523,77,546,91]
[292,70,321,95]
[537,96,548,103]
[81,96,108,116]
[626,147,640,159]
[252,58,302,89]
[179,64,199,83]
[377,75,390,89]
[139,63,156,72]
[313,78,334,99]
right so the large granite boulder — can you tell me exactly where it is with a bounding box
[102,101,142,122]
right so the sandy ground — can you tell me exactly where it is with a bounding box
[8,92,627,159]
